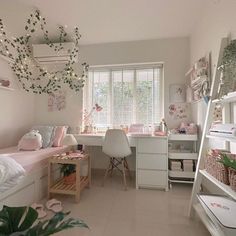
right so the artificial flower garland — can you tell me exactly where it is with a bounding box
[0,10,88,94]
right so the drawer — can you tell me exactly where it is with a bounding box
[137,170,167,187]
[137,138,167,154]
[137,154,167,170]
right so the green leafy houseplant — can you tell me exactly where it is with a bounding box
[60,164,76,177]
[0,205,88,236]
[218,153,236,170]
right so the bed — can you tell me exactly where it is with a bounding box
[0,146,69,208]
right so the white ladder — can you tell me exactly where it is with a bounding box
[189,37,230,216]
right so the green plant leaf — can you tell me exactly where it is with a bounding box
[0,206,38,235]
[0,207,88,236]
[26,212,88,236]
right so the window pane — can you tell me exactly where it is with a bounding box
[136,69,154,125]
[86,65,163,129]
[112,70,134,126]
[92,71,110,127]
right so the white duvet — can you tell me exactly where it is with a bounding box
[0,155,26,193]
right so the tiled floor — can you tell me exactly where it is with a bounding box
[54,173,210,236]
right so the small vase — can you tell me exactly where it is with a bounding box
[64,172,76,185]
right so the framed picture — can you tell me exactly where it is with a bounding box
[169,84,186,103]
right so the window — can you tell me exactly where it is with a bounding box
[83,63,163,128]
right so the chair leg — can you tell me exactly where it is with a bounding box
[122,158,127,190]
[102,158,112,186]
[110,158,114,177]
[124,157,132,180]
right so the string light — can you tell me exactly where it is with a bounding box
[0,9,89,94]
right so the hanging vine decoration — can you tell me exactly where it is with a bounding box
[218,39,236,97]
[0,10,89,94]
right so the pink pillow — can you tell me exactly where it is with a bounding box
[52,126,67,147]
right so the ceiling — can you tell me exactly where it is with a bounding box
[1,0,216,45]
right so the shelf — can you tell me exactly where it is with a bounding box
[0,85,14,91]
[168,134,198,141]
[206,134,236,142]
[169,179,194,184]
[199,170,236,201]
[49,176,89,195]
[193,203,224,236]
[212,92,236,104]
[169,151,198,160]
[169,170,195,179]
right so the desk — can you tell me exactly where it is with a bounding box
[74,133,168,191]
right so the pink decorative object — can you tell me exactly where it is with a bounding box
[53,126,67,147]
[0,79,10,87]
[82,103,103,133]
[18,130,42,151]
[129,124,144,133]
[186,123,198,134]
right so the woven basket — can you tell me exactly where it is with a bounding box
[228,168,236,191]
[205,152,229,185]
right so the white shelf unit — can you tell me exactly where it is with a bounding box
[0,85,14,91]
[168,134,198,184]
[189,38,236,236]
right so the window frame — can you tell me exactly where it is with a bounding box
[83,62,164,128]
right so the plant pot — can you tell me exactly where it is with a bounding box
[63,172,76,185]
[228,167,236,191]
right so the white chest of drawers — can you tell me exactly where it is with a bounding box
[136,136,168,191]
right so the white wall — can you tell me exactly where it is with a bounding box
[0,1,36,148]
[35,37,190,169]
[35,37,190,130]
[190,0,236,146]
[0,58,35,148]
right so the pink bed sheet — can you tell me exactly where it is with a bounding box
[0,146,69,173]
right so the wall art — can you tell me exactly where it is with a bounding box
[48,90,66,112]
[169,84,186,103]
[169,103,190,120]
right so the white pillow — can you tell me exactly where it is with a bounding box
[0,156,25,185]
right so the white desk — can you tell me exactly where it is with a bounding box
[74,133,169,191]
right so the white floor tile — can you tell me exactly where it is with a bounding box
[48,173,210,236]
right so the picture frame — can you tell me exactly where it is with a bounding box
[169,84,186,103]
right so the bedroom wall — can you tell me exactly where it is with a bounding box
[34,37,190,170]
[0,58,35,149]
[190,0,236,133]
[0,2,36,149]
[35,37,190,130]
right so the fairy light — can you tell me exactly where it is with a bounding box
[0,9,89,94]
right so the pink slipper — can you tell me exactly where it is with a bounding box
[31,203,47,219]
[46,199,63,213]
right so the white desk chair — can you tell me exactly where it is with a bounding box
[102,129,132,190]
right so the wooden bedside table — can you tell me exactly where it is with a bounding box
[48,152,91,203]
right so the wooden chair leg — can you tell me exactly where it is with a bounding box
[124,158,132,180]
[122,158,127,191]
[110,158,114,177]
[102,158,112,186]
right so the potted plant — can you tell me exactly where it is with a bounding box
[0,205,88,236]
[218,153,236,191]
[61,164,76,185]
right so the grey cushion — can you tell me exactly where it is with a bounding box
[32,126,55,148]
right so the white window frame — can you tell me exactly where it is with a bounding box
[83,62,164,127]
